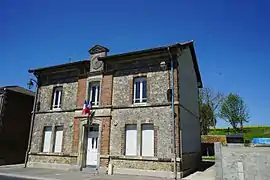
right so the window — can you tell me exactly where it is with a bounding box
[53,126,63,153]
[141,124,154,156]
[52,87,62,109]
[89,82,100,106]
[133,77,147,103]
[42,126,52,152]
[125,124,137,156]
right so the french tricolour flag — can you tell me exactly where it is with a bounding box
[82,100,91,115]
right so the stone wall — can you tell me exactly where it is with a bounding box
[111,159,173,171]
[37,81,78,112]
[110,106,172,158]
[215,143,270,180]
[30,112,74,154]
[112,70,171,106]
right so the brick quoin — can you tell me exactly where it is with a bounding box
[128,78,133,104]
[100,117,110,155]
[77,78,87,107]
[101,74,113,106]
[72,117,80,153]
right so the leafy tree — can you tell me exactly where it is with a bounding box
[219,93,249,130]
[199,88,224,134]
[200,103,214,135]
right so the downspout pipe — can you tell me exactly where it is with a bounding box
[167,46,177,179]
[24,77,39,168]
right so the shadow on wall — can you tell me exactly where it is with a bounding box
[201,143,215,156]
[197,161,215,172]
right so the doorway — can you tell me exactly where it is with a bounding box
[85,124,99,167]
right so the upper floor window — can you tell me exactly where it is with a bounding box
[89,82,100,106]
[133,77,147,103]
[52,86,62,109]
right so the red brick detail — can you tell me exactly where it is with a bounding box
[100,158,109,167]
[154,126,158,156]
[76,78,87,107]
[174,105,180,157]
[101,75,113,106]
[174,68,179,100]
[100,117,111,155]
[147,76,151,103]
[72,118,80,153]
[128,78,134,104]
[120,127,125,155]
[141,119,153,124]
[62,125,67,152]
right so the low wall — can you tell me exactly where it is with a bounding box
[215,143,270,180]
[27,153,79,170]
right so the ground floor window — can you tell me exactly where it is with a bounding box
[125,124,137,156]
[53,126,64,153]
[124,123,155,157]
[141,124,154,156]
[41,125,64,153]
[42,126,52,152]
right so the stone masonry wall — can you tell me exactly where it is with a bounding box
[112,70,171,106]
[215,143,270,180]
[37,81,78,112]
[30,112,74,154]
[110,106,172,158]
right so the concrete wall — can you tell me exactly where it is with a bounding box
[215,143,270,180]
[178,48,200,153]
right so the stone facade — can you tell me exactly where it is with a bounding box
[27,42,202,177]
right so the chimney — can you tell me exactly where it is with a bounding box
[88,45,110,72]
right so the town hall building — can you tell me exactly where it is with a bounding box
[26,41,202,178]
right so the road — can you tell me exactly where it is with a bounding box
[0,175,34,180]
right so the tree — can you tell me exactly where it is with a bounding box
[200,103,214,135]
[199,88,224,134]
[219,93,249,130]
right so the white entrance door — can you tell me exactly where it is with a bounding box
[86,125,99,166]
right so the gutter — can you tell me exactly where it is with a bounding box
[167,46,177,179]
[24,77,40,168]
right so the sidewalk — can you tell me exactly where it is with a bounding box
[0,164,167,180]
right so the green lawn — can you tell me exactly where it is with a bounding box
[209,126,270,140]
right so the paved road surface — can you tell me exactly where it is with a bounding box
[0,175,32,180]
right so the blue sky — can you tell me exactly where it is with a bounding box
[1,0,270,127]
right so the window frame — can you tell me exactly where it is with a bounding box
[133,77,147,104]
[88,81,100,106]
[53,126,64,153]
[42,126,53,153]
[141,124,154,157]
[52,86,63,110]
[124,124,137,156]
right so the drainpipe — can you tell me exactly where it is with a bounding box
[24,78,39,168]
[167,46,177,180]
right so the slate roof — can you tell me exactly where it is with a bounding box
[0,86,35,96]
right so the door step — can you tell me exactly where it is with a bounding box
[82,166,99,174]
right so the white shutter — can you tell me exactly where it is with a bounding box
[125,125,137,156]
[142,124,154,156]
[43,127,52,152]
[54,126,63,152]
